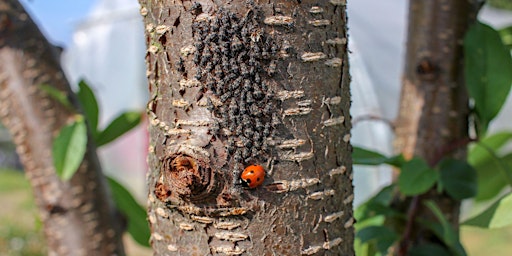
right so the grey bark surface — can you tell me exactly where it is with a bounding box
[141,0,352,255]
[0,1,126,255]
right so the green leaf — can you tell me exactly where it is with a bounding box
[409,244,452,256]
[354,237,371,256]
[355,238,383,256]
[39,84,72,109]
[499,25,512,50]
[464,21,512,134]
[463,193,512,229]
[356,226,398,255]
[386,154,406,167]
[490,1,512,11]
[353,146,405,167]
[468,132,512,200]
[438,159,477,200]
[425,201,454,245]
[53,117,87,180]
[468,132,512,165]
[77,80,99,133]
[398,158,438,196]
[95,111,142,147]
[355,185,397,226]
[107,176,150,247]
[355,186,401,256]
[353,146,388,165]
[424,201,467,256]
[475,153,512,201]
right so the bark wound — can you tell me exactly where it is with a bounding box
[416,58,439,81]
[157,154,221,204]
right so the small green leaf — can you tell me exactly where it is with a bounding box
[95,111,142,147]
[77,80,99,133]
[490,1,512,11]
[355,185,397,226]
[468,133,512,200]
[356,226,398,255]
[438,159,477,200]
[40,84,72,109]
[464,21,512,134]
[499,25,512,50]
[355,187,400,256]
[354,238,371,256]
[53,117,87,180]
[386,154,406,167]
[468,132,512,165]
[353,146,405,167]
[367,185,395,205]
[463,193,512,229]
[398,158,438,196]
[107,176,150,247]
[357,226,396,243]
[475,153,512,201]
[353,146,388,165]
[409,243,452,256]
[424,201,467,256]
[424,201,456,246]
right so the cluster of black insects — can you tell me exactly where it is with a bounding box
[191,8,282,164]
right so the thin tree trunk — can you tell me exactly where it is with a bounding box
[0,1,125,255]
[393,0,480,254]
[141,0,352,254]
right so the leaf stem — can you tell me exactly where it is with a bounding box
[397,195,421,256]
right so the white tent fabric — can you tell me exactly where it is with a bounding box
[348,0,407,205]
[349,37,396,206]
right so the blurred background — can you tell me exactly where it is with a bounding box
[1,0,512,255]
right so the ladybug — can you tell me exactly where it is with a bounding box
[241,165,265,189]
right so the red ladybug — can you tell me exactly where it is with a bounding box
[241,165,265,189]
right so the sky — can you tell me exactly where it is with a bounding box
[19,0,98,47]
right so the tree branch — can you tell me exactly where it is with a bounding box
[0,1,125,254]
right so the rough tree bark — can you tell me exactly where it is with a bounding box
[140,0,352,254]
[0,1,125,255]
[393,0,480,254]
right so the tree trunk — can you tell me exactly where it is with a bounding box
[140,0,352,254]
[0,1,125,255]
[393,0,480,254]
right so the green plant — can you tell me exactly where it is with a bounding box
[354,21,512,255]
[44,80,149,247]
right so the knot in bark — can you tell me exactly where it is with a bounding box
[161,154,218,203]
[416,58,439,81]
